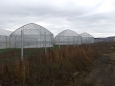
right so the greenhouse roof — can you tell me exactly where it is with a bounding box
[10,23,53,36]
[80,32,94,37]
[0,29,12,36]
[56,29,79,37]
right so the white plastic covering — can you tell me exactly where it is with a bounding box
[80,32,94,44]
[0,29,12,49]
[55,29,81,45]
[10,23,54,48]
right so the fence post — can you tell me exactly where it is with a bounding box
[36,41,37,48]
[44,32,47,55]
[73,36,77,47]
[79,35,82,46]
[6,36,7,48]
[51,36,53,49]
[59,36,60,49]
[9,36,10,48]
[21,29,24,61]
[40,27,41,48]
[15,36,16,48]
[68,36,69,47]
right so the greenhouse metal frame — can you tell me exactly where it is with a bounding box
[80,32,94,44]
[55,29,81,46]
[10,23,54,48]
[0,29,12,49]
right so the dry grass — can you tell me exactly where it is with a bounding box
[0,45,98,86]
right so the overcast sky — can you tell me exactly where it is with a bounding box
[0,0,115,37]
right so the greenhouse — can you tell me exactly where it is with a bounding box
[0,29,12,49]
[10,23,54,48]
[80,32,94,44]
[55,29,81,45]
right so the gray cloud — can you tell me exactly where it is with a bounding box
[0,0,115,37]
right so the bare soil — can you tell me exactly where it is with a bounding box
[86,42,115,86]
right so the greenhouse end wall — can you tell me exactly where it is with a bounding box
[10,23,54,48]
[55,29,81,45]
[80,32,94,44]
[0,29,12,49]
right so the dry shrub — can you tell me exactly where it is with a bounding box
[46,46,98,71]
[0,45,99,86]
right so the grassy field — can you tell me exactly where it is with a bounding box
[0,44,105,86]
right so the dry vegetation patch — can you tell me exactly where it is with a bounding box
[0,45,99,86]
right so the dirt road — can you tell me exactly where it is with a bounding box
[87,54,115,86]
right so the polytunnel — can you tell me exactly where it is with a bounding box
[80,32,94,44]
[10,23,54,48]
[55,29,81,45]
[0,29,12,49]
